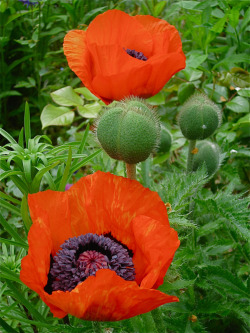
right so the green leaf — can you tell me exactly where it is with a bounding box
[24,102,31,147]
[0,128,17,144]
[228,6,240,28]
[186,52,208,69]
[0,213,27,246]
[41,104,75,129]
[69,149,102,175]
[199,266,249,297]
[31,161,60,193]
[238,88,250,97]
[6,7,39,25]
[178,83,195,104]
[226,96,249,113]
[51,86,83,106]
[6,281,47,323]
[0,237,28,249]
[204,83,229,103]
[77,102,102,118]
[0,199,21,216]
[0,265,23,283]
[21,195,32,231]
[18,128,24,148]
[0,192,21,205]
[232,114,250,130]
[176,1,200,10]
[58,147,72,191]
[74,87,99,101]
[0,170,23,182]
[213,54,250,70]
[0,316,19,333]
[154,1,166,16]
[0,90,22,99]
[146,92,165,105]
[211,15,227,33]
[22,158,32,183]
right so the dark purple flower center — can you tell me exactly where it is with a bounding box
[125,48,148,61]
[44,233,135,294]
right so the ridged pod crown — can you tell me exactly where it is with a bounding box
[192,141,220,176]
[97,98,160,164]
[179,93,221,140]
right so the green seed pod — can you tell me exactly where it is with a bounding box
[179,93,221,140]
[192,141,220,176]
[97,98,160,164]
[157,126,172,153]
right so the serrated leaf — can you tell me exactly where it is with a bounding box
[199,266,249,297]
[51,86,83,106]
[226,96,249,113]
[41,104,75,129]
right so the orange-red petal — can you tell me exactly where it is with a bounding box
[132,215,180,288]
[28,190,72,255]
[63,9,186,104]
[21,171,179,321]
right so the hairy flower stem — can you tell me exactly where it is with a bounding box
[187,140,196,173]
[141,158,150,188]
[92,321,102,333]
[126,163,137,180]
[151,308,166,333]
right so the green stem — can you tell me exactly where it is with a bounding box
[151,308,166,333]
[126,163,137,180]
[187,140,196,173]
[141,158,150,188]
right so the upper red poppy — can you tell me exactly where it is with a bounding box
[20,171,180,321]
[63,10,186,104]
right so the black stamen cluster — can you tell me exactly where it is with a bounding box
[45,233,135,293]
[125,48,148,61]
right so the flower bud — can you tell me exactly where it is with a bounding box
[97,98,160,164]
[157,126,172,153]
[192,141,220,176]
[179,93,221,140]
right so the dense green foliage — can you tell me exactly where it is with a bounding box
[0,0,249,332]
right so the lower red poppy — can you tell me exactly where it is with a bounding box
[20,171,180,321]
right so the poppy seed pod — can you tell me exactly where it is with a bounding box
[179,93,221,140]
[192,141,220,176]
[97,99,160,164]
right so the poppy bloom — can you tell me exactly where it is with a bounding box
[20,171,180,321]
[63,9,186,104]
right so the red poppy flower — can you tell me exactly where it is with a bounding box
[20,171,180,321]
[63,9,186,104]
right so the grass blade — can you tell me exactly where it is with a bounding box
[0,212,27,246]
[58,147,72,191]
[24,102,31,148]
